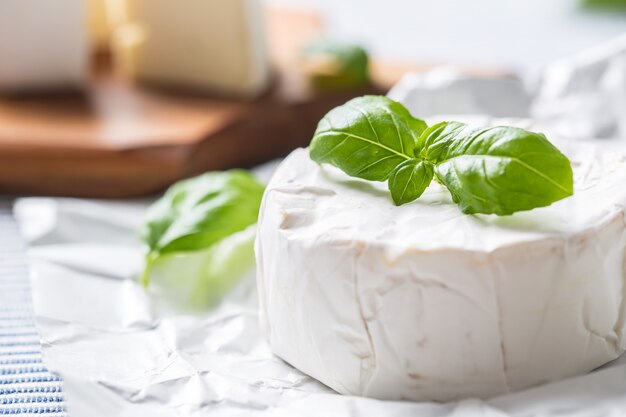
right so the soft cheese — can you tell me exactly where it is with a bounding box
[0,0,88,92]
[256,141,626,401]
[111,0,269,97]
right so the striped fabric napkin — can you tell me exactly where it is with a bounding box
[0,202,66,416]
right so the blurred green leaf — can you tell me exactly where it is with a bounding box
[301,39,370,90]
[581,0,626,11]
[140,170,264,293]
[150,225,256,309]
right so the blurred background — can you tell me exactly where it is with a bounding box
[270,0,626,71]
[0,0,624,199]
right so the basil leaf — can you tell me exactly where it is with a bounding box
[425,123,574,215]
[140,170,264,286]
[416,121,467,163]
[301,40,370,89]
[149,225,256,309]
[309,96,427,181]
[388,159,434,205]
[308,96,574,215]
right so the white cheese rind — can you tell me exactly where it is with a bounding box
[0,0,88,91]
[256,145,626,401]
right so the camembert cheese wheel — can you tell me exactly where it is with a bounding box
[256,142,626,401]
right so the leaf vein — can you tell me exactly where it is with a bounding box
[442,154,569,194]
[449,162,495,206]
[481,159,506,193]
[382,107,406,155]
[399,164,416,200]
[315,131,410,159]
[317,135,350,161]
[352,105,381,144]
[355,154,399,175]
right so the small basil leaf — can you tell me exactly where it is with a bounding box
[310,95,427,181]
[388,159,434,205]
[429,123,574,215]
[416,121,467,163]
[140,170,264,286]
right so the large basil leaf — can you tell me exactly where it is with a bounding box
[424,123,574,215]
[309,96,427,181]
[140,170,264,286]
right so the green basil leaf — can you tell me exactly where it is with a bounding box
[388,159,434,205]
[425,123,574,215]
[149,225,256,309]
[301,40,370,89]
[140,170,264,286]
[416,121,467,163]
[309,95,427,181]
[307,96,574,215]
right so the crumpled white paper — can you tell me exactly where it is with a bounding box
[15,34,626,416]
[387,67,532,119]
[389,33,626,145]
[531,33,626,141]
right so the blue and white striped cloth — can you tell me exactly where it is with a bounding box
[0,202,66,416]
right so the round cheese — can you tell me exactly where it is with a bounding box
[255,143,626,402]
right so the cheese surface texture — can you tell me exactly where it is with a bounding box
[256,144,626,401]
[0,0,88,91]
[112,0,269,96]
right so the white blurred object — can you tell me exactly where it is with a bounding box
[532,33,626,140]
[389,33,626,146]
[388,67,531,118]
[0,0,89,92]
[111,0,270,97]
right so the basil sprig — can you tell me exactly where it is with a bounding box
[140,170,264,287]
[309,96,573,215]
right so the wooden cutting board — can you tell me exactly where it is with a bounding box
[0,8,501,198]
